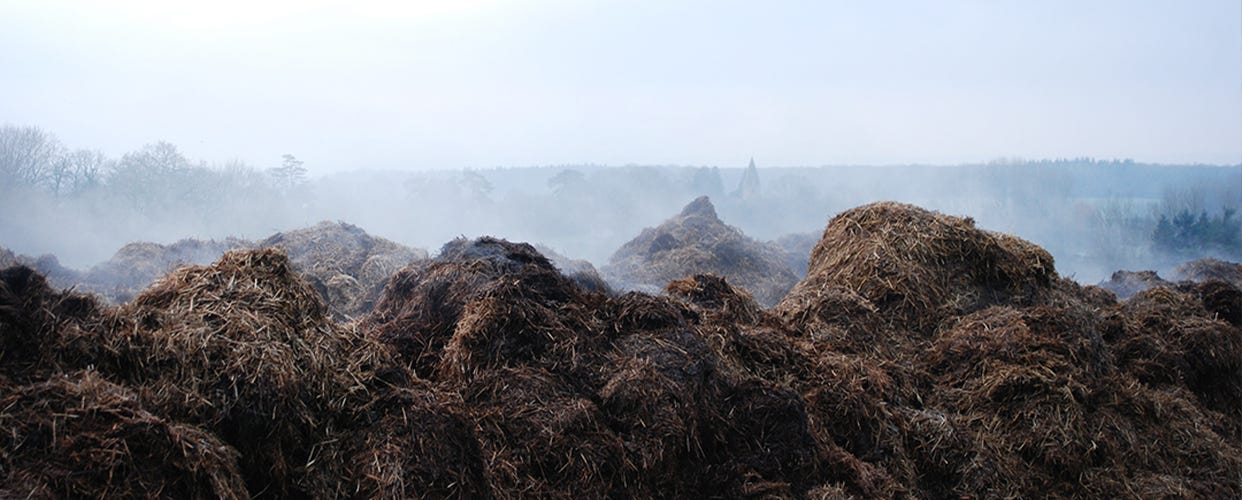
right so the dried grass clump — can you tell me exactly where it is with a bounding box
[0,370,247,499]
[775,284,890,356]
[664,270,937,497]
[365,238,629,494]
[608,280,832,495]
[364,237,588,379]
[109,248,397,496]
[344,379,491,499]
[921,304,1242,497]
[465,366,626,498]
[603,196,799,307]
[600,325,824,496]
[1192,279,1242,327]
[0,265,109,383]
[260,220,428,321]
[923,306,1112,494]
[705,376,822,494]
[666,273,766,325]
[1173,257,1242,289]
[780,202,1055,337]
[437,278,605,385]
[1116,285,1242,417]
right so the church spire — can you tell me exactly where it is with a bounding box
[735,157,761,200]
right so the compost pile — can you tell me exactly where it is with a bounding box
[1,239,248,303]
[3,201,1241,498]
[1098,269,1175,300]
[1174,257,1242,290]
[534,244,612,294]
[0,248,84,293]
[258,221,429,321]
[1099,258,1242,301]
[603,196,799,307]
[0,222,422,316]
[0,249,480,497]
[82,237,252,302]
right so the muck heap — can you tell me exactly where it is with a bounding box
[258,221,429,322]
[2,201,1240,498]
[604,196,799,307]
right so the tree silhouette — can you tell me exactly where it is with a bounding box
[267,154,307,192]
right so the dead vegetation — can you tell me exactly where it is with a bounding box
[85,237,251,302]
[0,221,426,319]
[1174,257,1242,289]
[604,196,799,307]
[1,249,470,497]
[535,243,612,294]
[0,239,250,304]
[259,220,428,321]
[0,370,248,499]
[1098,269,1174,299]
[771,202,1242,497]
[780,201,1057,338]
[2,201,1240,497]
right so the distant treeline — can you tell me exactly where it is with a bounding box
[2,124,1239,282]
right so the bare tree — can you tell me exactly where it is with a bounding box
[64,149,110,195]
[108,141,192,213]
[0,124,63,189]
[44,148,108,197]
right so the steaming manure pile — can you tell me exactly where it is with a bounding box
[3,201,1241,497]
[535,243,612,294]
[85,237,252,302]
[603,196,799,307]
[258,220,429,321]
[1099,258,1242,302]
[1174,257,1242,290]
[1099,269,1175,300]
[1,238,250,304]
[0,221,426,321]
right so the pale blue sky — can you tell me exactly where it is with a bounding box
[1,0,1239,171]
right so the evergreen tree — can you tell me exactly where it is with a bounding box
[267,154,307,191]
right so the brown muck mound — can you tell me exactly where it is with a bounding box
[1173,257,1242,289]
[0,370,247,499]
[84,237,251,303]
[260,221,428,321]
[1098,269,1174,300]
[779,201,1056,338]
[604,196,799,307]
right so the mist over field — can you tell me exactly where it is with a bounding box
[1,125,1239,285]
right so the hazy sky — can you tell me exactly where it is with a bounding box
[2,0,1240,172]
